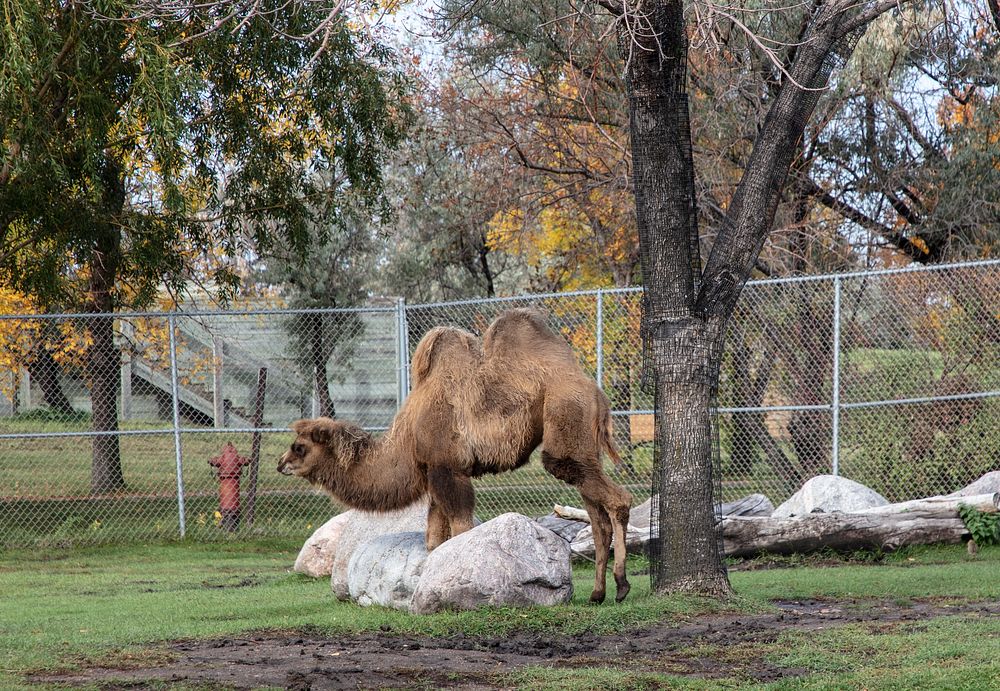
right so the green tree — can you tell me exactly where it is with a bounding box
[260,199,376,417]
[1,0,409,492]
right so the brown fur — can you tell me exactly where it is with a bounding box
[278,308,633,603]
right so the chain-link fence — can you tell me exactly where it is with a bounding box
[2,260,998,547]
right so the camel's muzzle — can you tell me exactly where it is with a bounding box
[277,457,293,476]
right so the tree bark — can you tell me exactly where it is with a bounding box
[27,345,75,415]
[651,320,731,594]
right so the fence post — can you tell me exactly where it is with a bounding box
[168,314,187,538]
[120,321,133,421]
[212,335,225,428]
[595,289,604,389]
[396,298,410,407]
[832,276,842,477]
[311,365,321,418]
[18,367,31,410]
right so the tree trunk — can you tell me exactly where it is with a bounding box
[616,0,889,595]
[728,327,790,478]
[650,319,730,594]
[308,313,336,418]
[27,345,75,415]
[621,0,730,596]
[88,158,125,495]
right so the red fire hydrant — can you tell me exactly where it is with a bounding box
[209,443,251,532]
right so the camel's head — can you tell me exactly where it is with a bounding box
[278,417,369,478]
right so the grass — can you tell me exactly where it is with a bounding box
[1,541,998,689]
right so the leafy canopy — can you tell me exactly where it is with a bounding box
[0,0,411,308]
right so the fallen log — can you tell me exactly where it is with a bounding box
[554,504,590,523]
[565,493,997,558]
[721,513,969,558]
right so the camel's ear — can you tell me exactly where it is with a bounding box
[304,417,337,446]
[411,327,445,386]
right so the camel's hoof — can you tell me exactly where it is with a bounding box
[589,591,606,605]
[614,580,631,603]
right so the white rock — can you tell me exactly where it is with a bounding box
[348,531,429,610]
[947,471,1000,497]
[772,475,889,517]
[330,499,430,601]
[293,511,355,578]
[411,513,572,614]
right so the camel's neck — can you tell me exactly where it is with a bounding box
[313,433,426,513]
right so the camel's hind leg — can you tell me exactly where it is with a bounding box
[426,465,476,549]
[579,473,632,602]
[582,498,612,604]
[541,452,632,603]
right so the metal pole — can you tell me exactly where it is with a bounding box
[832,277,842,476]
[168,314,187,537]
[245,367,268,528]
[396,298,410,407]
[595,289,604,389]
[119,321,133,421]
[212,335,224,428]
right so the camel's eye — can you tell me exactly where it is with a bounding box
[292,443,305,457]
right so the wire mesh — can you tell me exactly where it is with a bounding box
[1,260,998,548]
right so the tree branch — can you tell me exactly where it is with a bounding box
[802,177,931,263]
[834,0,906,40]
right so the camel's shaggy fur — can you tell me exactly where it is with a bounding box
[278,308,633,603]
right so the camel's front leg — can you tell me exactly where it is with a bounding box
[425,497,450,551]
[427,466,476,545]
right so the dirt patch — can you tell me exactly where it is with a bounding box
[31,598,1000,690]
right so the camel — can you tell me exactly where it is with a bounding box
[278,308,633,603]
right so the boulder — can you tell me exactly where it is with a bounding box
[411,513,573,614]
[293,511,355,578]
[348,531,429,610]
[947,471,1000,498]
[772,475,889,517]
[330,499,430,600]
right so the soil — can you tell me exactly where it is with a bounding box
[31,598,1000,690]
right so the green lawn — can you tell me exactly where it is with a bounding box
[0,541,997,689]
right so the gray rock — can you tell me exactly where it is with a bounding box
[411,513,573,614]
[717,494,775,517]
[347,531,429,610]
[772,475,889,517]
[293,511,355,578]
[330,499,430,600]
[534,515,587,543]
[947,471,1000,497]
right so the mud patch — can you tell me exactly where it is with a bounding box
[31,598,1000,690]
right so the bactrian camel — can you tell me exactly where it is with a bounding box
[278,308,633,603]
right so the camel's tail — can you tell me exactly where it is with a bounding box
[596,391,624,467]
